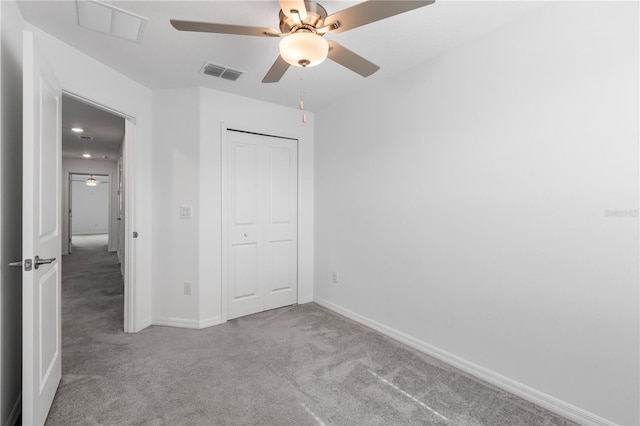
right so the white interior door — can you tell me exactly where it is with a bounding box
[67,175,72,254]
[263,136,298,311]
[225,130,298,320]
[22,30,62,426]
[227,131,263,319]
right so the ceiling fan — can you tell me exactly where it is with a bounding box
[170,0,435,83]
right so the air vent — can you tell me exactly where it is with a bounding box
[76,1,148,43]
[79,135,94,141]
[220,69,243,81]
[202,62,243,82]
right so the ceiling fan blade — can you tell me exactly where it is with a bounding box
[262,55,291,83]
[170,20,280,37]
[279,0,307,21]
[327,41,380,77]
[325,0,434,34]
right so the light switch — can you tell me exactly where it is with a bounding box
[180,205,193,219]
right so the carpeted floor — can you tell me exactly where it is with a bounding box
[46,242,576,425]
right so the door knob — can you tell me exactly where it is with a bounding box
[9,259,32,271]
[244,233,248,237]
[34,256,56,270]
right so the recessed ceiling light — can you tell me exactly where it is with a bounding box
[72,127,84,133]
[82,154,91,158]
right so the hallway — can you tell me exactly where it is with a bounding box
[64,234,123,334]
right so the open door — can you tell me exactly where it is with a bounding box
[22,30,62,425]
[68,175,72,254]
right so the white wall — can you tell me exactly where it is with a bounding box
[151,87,200,326]
[314,2,638,425]
[151,86,314,328]
[62,159,117,251]
[28,25,153,331]
[0,1,23,424]
[71,178,110,235]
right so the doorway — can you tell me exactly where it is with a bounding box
[61,93,134,330]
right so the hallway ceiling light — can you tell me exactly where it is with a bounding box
[82,153,91,158]
[71,127,84,133]
[86,176,98,186]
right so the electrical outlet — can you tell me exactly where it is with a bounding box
[180,205,193,219]
[331,271,338,284]
[184,282,192,295]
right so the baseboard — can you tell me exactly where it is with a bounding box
[298,295,314,304]
[313,296,616,426]
[4,392,21,426]
[139,318,152,331]
[151,316,223,330]
[152,317,200,329]
[198,316,224,328]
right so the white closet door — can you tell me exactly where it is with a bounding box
[225,130,298,320]
[263,136,298,311]
[227,131,264,320]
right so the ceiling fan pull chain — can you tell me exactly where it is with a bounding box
[300,67,307,123]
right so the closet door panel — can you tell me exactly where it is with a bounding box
[264,137,298,310]
[227,131,263,320]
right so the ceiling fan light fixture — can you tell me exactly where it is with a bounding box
[86,176,98,187]
[279,31,328,67]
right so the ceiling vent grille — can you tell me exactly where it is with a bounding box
[76,1,148,43]
[202,62,243,81]
[79,135,94,141]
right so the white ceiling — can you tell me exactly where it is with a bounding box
[62,95,124,160]
[18,1,548,111]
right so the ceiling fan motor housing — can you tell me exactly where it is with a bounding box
[279,1,328,33]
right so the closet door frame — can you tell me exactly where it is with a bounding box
[221,125,300,322]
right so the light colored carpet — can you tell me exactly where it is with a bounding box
[46,244,576,425]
